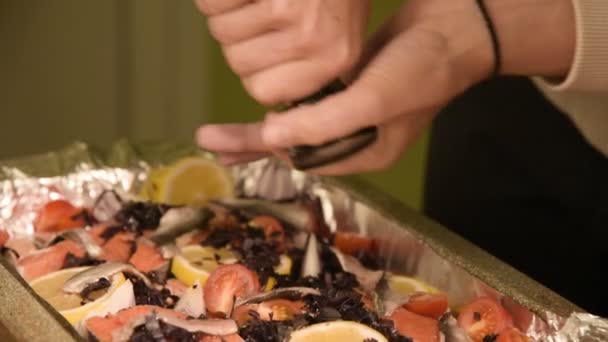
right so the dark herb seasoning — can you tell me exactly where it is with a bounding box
[70,209,98,227]
[276,275,323,289]
[113,201,171,235]
[239,235,280,285]
[62,252,103,268]
[202,225,281,285]
[275,248,306,288]
[147,266,170,285]
[298,276,412,342]
[355,249,383,270]
[203,226,246,249]
[99,225,125,241]
[126,274,178,308]
[320,242,346,274]
[80,277,111,303]
[239,315,294,342]
[483,334,498,342]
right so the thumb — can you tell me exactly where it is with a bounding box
[261,28,456,149]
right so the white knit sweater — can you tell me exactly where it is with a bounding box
[534,0,608,156]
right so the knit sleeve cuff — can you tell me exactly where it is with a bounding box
[536,0,608,93]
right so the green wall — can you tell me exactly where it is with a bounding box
[204,1,429,209]
[0,0,210,157]
[0,0,427,210]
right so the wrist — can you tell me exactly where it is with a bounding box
[431,0,575,88]
[426,0,496,90]
[475,0,576,78]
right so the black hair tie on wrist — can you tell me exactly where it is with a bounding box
[475,0,501,78]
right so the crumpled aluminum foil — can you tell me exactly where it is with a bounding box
[1,143,607,342]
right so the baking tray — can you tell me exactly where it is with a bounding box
[0,141,604,341]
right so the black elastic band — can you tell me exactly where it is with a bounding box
[475,0,501,77]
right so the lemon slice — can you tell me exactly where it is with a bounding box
[140,156,234,206]
[30,267,127,325]
[260,255,293,292]
[139,166,171,201]
[171,245,240,286]
[275,254,292,276]
[387,274,439,296]
[288,321,388,342]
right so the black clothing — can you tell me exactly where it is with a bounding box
[424,76,608,316]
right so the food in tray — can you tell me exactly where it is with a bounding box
[0,161,530,342]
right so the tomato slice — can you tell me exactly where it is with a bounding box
[249,215,286,251]
[389,307,440,342]
[403,292,449,320]
[457,297,514,342]
[496,328,530,342]
[204,264,261,318]
[334,232,376,256]
[232,299,304,325]
[34,200,90,233]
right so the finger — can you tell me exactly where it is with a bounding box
[347,2,411,82]
[222,30,306,77]
[195,122,267,153]
[217,152,270,166]
[195,0,251,16]
[304,111,434,176]
[261,28,455,148]
[208,2,289,45]
[243,60,335,106]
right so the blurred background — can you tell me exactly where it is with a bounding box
[0,0,428,209]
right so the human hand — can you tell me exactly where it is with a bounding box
[195,0,371,106]
[196,0,575,175]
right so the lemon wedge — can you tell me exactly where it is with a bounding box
[171,245,240,287]
[139,156,234,206]
[288,321,388,342]
[30,267,127,325]
[261,254,293,291]
[275,254,293,276]
[386,274,440,296]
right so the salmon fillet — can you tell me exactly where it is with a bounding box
[89,224,136,263]
[128,239,166,273]
[3,237,37,258]
[389,307,440,342]
[86,305,187,342]
[102,232,136,263]
[17,240,85,281]
[33,200,90,233]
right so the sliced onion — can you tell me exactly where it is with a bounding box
[235,287,321,307]
[301,234,321,278]
[330,247,384,292]
[174,279,205,318]
[76,279,136,336]
[112,312,238,341]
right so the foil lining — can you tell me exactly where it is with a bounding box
[1,142,607,342]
